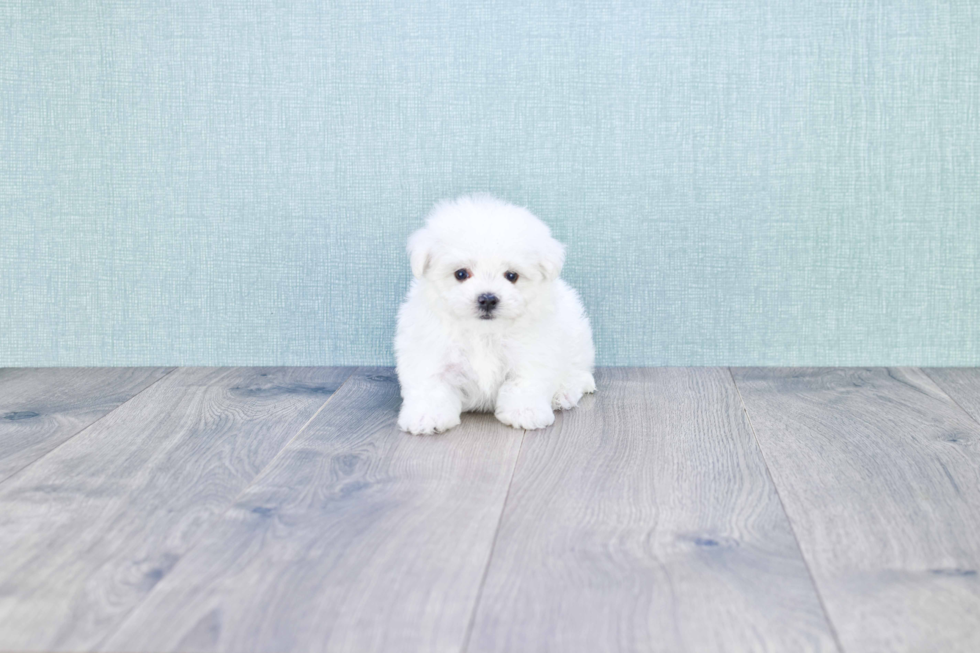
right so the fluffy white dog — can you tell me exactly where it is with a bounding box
[395,194,595,435]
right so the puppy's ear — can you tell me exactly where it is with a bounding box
[407,228,433,279]
[537,237,566,280]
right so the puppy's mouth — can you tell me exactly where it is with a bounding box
[478,312,495,320]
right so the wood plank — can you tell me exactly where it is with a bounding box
[0,366,354,651]
[732,368,980,653]
[467,368,838,653]
[924,368,980,425]
[101,367,525,653]
[0,367,172,483]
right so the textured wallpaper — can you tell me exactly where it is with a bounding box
[1,0,978,366]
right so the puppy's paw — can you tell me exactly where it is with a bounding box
[581,373,596,394]
[398,403,461,435]
[552,388,583,411]
[552,372,596,410]
[495,402,555,431]
[574,372,596,394]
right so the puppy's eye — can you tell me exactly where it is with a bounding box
[454,269,470,282]
[504,271,519,283]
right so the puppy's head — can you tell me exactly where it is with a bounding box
[407,194,565,323]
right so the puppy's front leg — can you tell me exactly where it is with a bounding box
[398,381,462,435]
[494,376,556,431]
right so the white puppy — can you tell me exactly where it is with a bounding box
[395,194,595,435]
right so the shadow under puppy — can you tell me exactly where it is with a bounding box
[395,194,595,435]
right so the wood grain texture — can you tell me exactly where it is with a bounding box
[467,367,838,653]
[0,367,172,483]
[732,368,980,653]
[101,368,525,653]
[0,366,354,652]
[924,368,980,425]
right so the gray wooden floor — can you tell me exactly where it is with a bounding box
[0,367,978,653]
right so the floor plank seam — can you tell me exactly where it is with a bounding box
[0,367,178,491]
[727,367,848,653]
[920,367,980,429]
[87,366,361,651]
[217,366,363,496]
[459,427,529,653]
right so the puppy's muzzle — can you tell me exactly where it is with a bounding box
[477,293,499,319]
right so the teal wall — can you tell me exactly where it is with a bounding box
[2,1,978,367]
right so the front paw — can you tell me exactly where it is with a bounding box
[495,402,555,430]
[398,402,461,435]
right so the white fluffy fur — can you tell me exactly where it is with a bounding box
[395,194,595,435]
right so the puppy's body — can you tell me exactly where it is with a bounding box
[395,195,595,435]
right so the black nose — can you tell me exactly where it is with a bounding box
[477,293,499,311]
